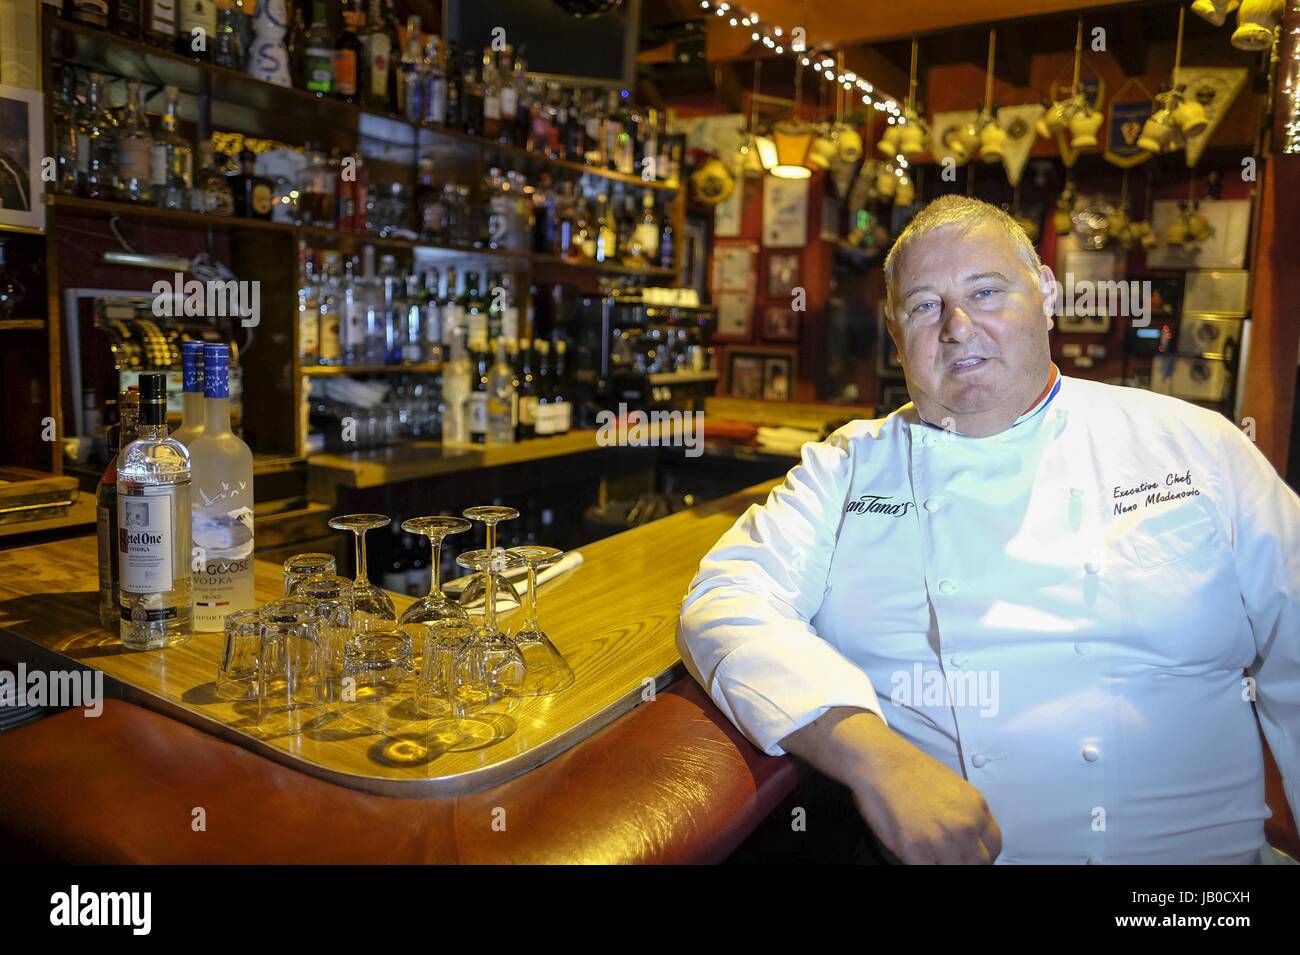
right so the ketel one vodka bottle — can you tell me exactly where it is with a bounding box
[117,373,193,649]
[188,344,256,631]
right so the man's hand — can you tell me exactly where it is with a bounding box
[781,708,1002,864]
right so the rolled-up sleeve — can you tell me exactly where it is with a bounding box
[1222,424,1300,825]
[676,432,886,756]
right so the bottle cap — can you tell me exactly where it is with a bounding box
[181,341,205,393]
[203,343,231,399]
[138,373,167,426]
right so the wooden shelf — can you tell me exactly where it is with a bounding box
[47,193,296,234]
[46,14,680,194]
[301,363,444,377]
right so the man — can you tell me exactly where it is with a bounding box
[677,195,1300,864]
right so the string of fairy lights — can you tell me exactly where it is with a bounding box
[697,0,905,120]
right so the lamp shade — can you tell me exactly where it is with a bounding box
[754,135,778,170]
[772,119,816,178]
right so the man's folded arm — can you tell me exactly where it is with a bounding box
[676,434,887,757]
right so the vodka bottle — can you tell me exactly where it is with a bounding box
[97,387,139,634]
[441,327,471,443]
[171,340,206,447]
[486,337,517,445]
[188,344,256,632]
[150,85,193,210]
[117,373,192,649]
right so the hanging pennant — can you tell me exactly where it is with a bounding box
[1104,78,1155,168]
[996,104,1044,186]
[930,110,981,166]
[1174,67,1249,167]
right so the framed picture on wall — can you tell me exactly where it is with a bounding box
[0,84,46,231]
[761,306,799,342]
[679,216,710,298]
[727,347,797,401]
[765,252,801,299]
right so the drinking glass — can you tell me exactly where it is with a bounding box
[292,574,355,703]
[458,505,523,612]
[456,548,527,700]
[398,517,472,645]
[507,545,575,695]
[342,628,414,711]
[328,513,397,632]
[283,552,337,596]
[258,598,325,734]
[217,608,262,701]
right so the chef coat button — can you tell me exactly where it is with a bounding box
[1074,642,1090,655]
[937,579,957,595]
[924,497,944,512]
[949,655,968,669]
[971,754,988,769]
[1082,744,1100,762]
[1084,558,1101,575]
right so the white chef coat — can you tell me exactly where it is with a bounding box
[677,373,1300,864]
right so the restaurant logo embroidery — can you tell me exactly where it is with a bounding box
[845,494,916,517]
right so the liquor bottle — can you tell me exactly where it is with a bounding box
[401,272,424,363]
[630,192,658,263]
[659,210,675,270]
[397,15,422,120]
[564,89,584,162]
[172,341,206,447]
[338,255,362,365]
[115,0,146,40]
[50,67,80,196]
[444,40,462,130]
[461,49,483,137]
[554,181,577,257]
[500,274,520,345]
[469,336,489,445]
[552,339,571,434]
[315,251,342,365]
[298,248,321,365]
[461,270,484,347]
[64,0,110,29]
[114,79,154,204]
[227,147,274,218]
[247,0,292,86]
[96,387,139,635]
[512,45,531,145]
[188,344,255,632]
[594,193,616,263]
[422,267,442,361]
[422,33,446,125]
[333,0,361,103]
[150,85,193,210]
[533,337,553,437]
[481,49,501,142]
[441,326,471,443]
[642,108,660,180]
[76,72,118,201]
[544,81,562,159]
[285,0,307,82]
[117,372,192,649]
[192,141,235,214]
[301,0,334,94]
[360,0,392,111]
[496,46,515,145]
[575,196,595,259]
[485,270,503,341]
[212,0,246,69]
[381,522,407,593]
[177,0,215,59]
[516,337,537,440]
[439,266,461,349]
[486,337,517,445]
[377,253,402,363]
[145,0,178,49]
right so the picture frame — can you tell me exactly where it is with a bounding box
[765,252,801,299]
[1056,312,1113,334]
[727,346,797,401]
[0,84,46,231]
[679,216,710,299]
[761,305,799,342]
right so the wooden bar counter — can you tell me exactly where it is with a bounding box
[0,480,779,797]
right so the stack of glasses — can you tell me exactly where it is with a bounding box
[215,506,574,742]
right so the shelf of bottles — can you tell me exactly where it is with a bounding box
[44,4,683,280]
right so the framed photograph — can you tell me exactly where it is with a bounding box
[876,299,904,377]
[0,84,46,231]
[715,288,755,341]
[679,216,710,298]
[761,306,799,342]
[762,175,809,248]
[727,347,797,401]
[765,252,800,299]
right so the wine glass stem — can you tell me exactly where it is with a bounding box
[427,536,443,599]
[524,565,540,631]
[354,529,367,587]
[486,522,496,550]
[484,566,497,633]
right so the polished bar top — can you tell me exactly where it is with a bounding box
[0,479,778,797]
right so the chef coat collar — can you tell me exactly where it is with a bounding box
[913,363,1062,435]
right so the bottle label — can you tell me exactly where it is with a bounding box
[305,49,333,92]
[535,402,556,436]
[469,310,487,343]
[76,132,91,173]
[333,50,357,96]
[519,395,537,426]
[500,86,517,117]
[502,306,519,342]
[469,393,488,434]
[635,223,658,256]
[191,478,254,632]
[118,489,175,594]
[149,143,169,186]
[300,305,320,356]
[366,35,391,98]
[178,0,215,35]
[429,76,446,124]
[118,138,152,182]
[251,182,273,216]
[319,312,341,360]
[484,91,500,121]
[151,0,177,34]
